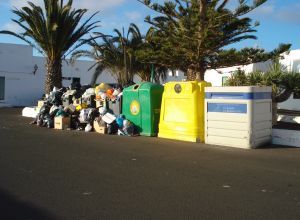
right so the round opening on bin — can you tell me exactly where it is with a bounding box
[174,84,182,93]
[133,85,140,90]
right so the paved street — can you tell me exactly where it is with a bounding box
[0,108,299,220]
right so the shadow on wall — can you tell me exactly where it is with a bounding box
[0,188,58,220]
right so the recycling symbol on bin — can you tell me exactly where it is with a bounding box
[130,100,140,115]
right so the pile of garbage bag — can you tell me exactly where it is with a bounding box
[31,83,138,137]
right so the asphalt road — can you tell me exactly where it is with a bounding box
[0,108,300,220]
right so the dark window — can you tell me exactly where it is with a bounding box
[222,76,229,86]
[293,91,300,99]
[0,77,5,100]
[72,77,80,84]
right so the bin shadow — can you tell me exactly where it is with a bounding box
[258,144,298,150]
[0,188,57,220]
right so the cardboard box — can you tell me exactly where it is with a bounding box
[36,100,45,112]
[93,120,107,134]
[54,117,71,130]
[37,100,45,109]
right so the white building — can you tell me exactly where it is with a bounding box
[0,42,300,110]
[0,43,116,107]
[203,51,300,111]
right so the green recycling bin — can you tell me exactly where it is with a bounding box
[122,82,164,136]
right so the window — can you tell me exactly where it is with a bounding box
[168,71,179,77]
[0,77,5,100]
[72,77,80,84]
[168,71,174,77]
[222,76,229,86]
[293,91,300,99]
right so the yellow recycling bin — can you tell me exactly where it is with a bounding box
[158,81,211,142]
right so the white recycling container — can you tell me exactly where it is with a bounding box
[205,86,272,149]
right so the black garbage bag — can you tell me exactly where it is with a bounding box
[39,104,51,115]
[123,120,140,136]
[80,85,92,94]
[70,82,82,100]
[124,124,135,136]
[43,114,54,128]
[47,90,63,106]
[72,85,91,100]
[32,103,52,127]
[62,90,75,107]
[49,106,60,118]
[70,112,86,130]
[73,92,80,100]
[71,117,80,130]
[54,90,63,106]
[36,113,44,127]
[41,114,49,127]
[107,121,118,135]
[70,82,81,90]
[87,108,99,124]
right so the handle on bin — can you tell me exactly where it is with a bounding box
[133,84,140,90]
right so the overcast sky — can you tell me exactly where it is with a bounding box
[0,0,300,52]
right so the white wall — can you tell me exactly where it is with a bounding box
[0,43,39,106]
[0,43,118,106]
[0,43,33,74]
[280,50,300,111]
[204,61,273,86]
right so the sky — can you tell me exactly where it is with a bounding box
[0,0,300,54]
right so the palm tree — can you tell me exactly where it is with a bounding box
[71,35,128,86]
[0,0,100,93]
[225,60,300,125]
[71,24,167,86]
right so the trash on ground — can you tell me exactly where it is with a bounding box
[29,83,142,138]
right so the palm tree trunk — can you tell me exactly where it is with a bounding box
[45,59,62,94]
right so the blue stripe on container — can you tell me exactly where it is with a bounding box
[207,103,247,114]
[205,92,271,100]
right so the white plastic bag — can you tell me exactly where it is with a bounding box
[102,112,116,124]
[79,109,90,123]
[85,124,93,132]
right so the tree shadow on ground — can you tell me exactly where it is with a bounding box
[0,188,58,220]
